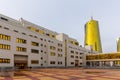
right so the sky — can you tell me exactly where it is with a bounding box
[0,0,120,53]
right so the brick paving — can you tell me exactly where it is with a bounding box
[0,68,120,80]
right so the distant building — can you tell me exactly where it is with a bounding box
[84,17,102,53]
[0,14,90,69]
[86,52,120,68]
[117,38,120,52]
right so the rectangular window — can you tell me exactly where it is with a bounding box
[0,34,11,41]
[58,54,62,57]
[0,43,10,50]
[16,38,26,44]
[71,62,74,65]
[50,52,56,56]
[58,48,62,52]
[75,42,79,46]
[36,29,44,34]
[80,63,82,65]
[80,53,83,55]
[75,52,78,54]
[50,61,55,64]
[50,46,56,50]
[28,26,36,31]
[75,56,78,58]
[71,55,74,58]
[58,43,62,47]
[58,61,62,65]
[31,60,39,64]
[31,41,39,46]
[16,46,27,52]
[0,58,10,63]
[1,17,8,21]
[52,35,55,38]
[46,33,50,36]
[31,49,39,54]
[80,57,82,59]
[71,50,74,53]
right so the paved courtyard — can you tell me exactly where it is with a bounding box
[0,68,120,80]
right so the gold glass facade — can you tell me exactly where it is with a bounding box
[117,38,120,52]
[86,53,120,60]
[84,18,102,53]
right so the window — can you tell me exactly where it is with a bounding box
[41,44,43,46]
[71,50,74,53]
[58,48,62,52]
[44,52,46,54]
[34,36,37,38]
[75,56,78,58]
[31,60,39,64]
[41,50,43,53]
[31,41,39,46]
[46,33,50,36]
[71,62,74,65]
[0,44,10,50]
[52,35,55,38]
[44,45,46,47]
[16,38,26,44]
[58,54,62,57]
[75,42,79,46]
[71,55,74,58]
[13,30,18,33]
[50,52,56,56]
[31,49,39,54]
[80,57,82,59]
[0,58,10,63]
[41,64,43,66]
[0,34,11,41]
[22,33,26,35]
[1,17,8,21]
[58,61,62,65]
[48,40,50,42]
[50,46,56,50]
[58,43,62,47]
[41,57,43,60]
[36,29,44,34]
[28,26,36,31]
[80,63,82,65]
[75,52,78,54]
[29,35,33,37]
[4,27,9,30]
[40,38,43,41]
[16,46,27,52]
[80,53,83,55]
[44,61,46,63]
[50,61,55,64]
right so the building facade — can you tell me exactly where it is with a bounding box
[0,14,90,69]
[86,52,120,68]
[84,17,102,53]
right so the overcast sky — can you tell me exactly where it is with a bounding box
[0,0,120,53]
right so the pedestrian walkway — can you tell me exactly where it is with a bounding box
[0,68,120,80]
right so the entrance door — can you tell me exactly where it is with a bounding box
[14,60,27,69]
[15,63,27,69]
[14,55,28,69]
[75,60,79,67]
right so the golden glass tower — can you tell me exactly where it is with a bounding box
[117,38,120,52]
[84,17,102,53]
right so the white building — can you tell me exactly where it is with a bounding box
[0,14,90,69]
